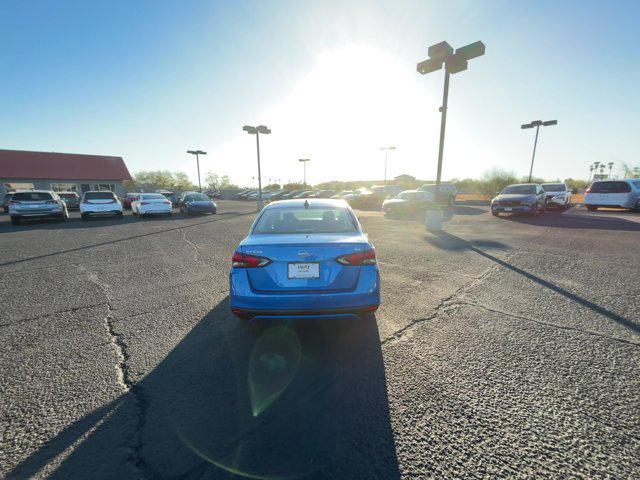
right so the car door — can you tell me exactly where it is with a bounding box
[537,186,545,209]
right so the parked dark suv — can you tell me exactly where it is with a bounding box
[491,183,547,217]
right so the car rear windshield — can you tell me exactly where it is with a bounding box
[84,192,116,200]
[13,192,53,201]
[185,194,209,201]
[542,184,566,192]
[501,185,536,194]
[59,193,78,199]
[141,194,166,200]
[253,206,358,234]
[589,181,631,193]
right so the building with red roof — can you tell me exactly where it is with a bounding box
[0,149,132,199]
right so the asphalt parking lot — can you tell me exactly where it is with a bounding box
[1,201,639,479]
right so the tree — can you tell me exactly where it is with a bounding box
[173,172,196,190]
[204,172,232,189]
[283,182,305,191]
[263,183,281,191]
[477,168,519,198]
[134,170,175,189]
[563,178,588,192]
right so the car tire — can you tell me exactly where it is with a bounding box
[492,211,499,217]
[57,213,66,222]
[81,213,89,221]
[117,212,124,219]
[586,205,597,211]
[10,216,20,225]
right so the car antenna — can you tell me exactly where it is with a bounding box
[304,200,309,209]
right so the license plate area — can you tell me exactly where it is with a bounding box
[504,207,512,212]
[288,262,320,279]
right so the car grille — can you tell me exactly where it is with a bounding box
[499,200,522,207]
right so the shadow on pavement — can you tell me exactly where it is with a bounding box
[6,299,400,480]
[502,211,640,231]
[0,211,255,269]
[426,231,639,335]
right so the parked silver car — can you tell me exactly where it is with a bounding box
[8,190,69,225]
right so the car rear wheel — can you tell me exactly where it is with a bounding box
[81,213,89,221]
[587,205,597,211]
[10,216,20,225]
[492,211,499,217]
[57,213,67,222]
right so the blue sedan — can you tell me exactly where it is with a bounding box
[229,199,380,321]
[180,192,217,215]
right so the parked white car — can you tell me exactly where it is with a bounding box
[80,191,123,220]
[584,179,640,211]
[131,193,173,217]
[541,183,572,209]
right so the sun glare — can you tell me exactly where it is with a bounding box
[211,44,481,186]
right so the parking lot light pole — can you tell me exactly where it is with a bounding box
[299,158,310,188]
[417,41,485,199]
[379,146,396,183]
[521,119,557,182]
[243,125,271,211]
[186,150,207,192]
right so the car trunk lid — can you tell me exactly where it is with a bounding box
[240,234,370,292]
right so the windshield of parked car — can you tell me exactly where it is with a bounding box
[542,184,565,192]
[185,194,210,202]
[396,191,424,200]
[84,192,116,200]
[500,185,536,195]
[141,194,166,200]
[13,192,52,201]
[253,206,358,234]
[59,193,78,200]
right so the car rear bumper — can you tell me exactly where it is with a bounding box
[186,206,217,214]
[9,207,63,217]
[229,268,380,318]
[139,207,172,214]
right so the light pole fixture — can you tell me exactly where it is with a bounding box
[379,146,396,183]
[298,159,310,188]
[607,161,614,179]
[521,119,557,182]
[186,150,207,192]
[243,125,271,210]
[417,40,485,197]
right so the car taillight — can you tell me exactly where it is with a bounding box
[8,200,20,205]
[585,188,590,193]
[163,201,171,205]
[231,251,271,268]
[336,249,376,266]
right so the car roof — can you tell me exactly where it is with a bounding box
[506,183,538,187]
[84,190,115,194]
[57,191,78,194]
[266,198,349,208]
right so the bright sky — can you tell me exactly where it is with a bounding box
[1,0,638,187]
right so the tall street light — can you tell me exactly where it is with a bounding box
[186,150,207,192]
[607,161,614,179]
[299,158,310,187]
[521,119,557,182]
[417,40,485,197]
[243,125,271,211]
[379,146,396,183]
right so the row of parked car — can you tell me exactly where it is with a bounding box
[3,189,218,225]
[237,183,460,211]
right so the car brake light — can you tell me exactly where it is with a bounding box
[163,201,171,205]
[336,249,376,266]
[585,188,590,193]
[232,251,271,268]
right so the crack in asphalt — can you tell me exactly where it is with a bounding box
[77,265,154,479]
[380,239,533,346]
[0,302,108,328]
[179,228,205,266]
[452,299,640,347]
